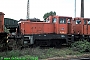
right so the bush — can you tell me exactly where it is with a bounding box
[4,26,10,33]
[71,40,90,53]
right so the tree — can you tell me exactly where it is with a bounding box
[43,11,56,21]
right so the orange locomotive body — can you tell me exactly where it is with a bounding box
[17,15,75,46]
[20,16,73,35]
[20,22,54,34]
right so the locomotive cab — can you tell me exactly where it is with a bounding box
[73,18,90,41]
[53,16,74,44]
[54,16,72,34]
[72,18,84,35]
[73,18,90,35]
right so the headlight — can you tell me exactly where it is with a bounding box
[72,35,74,36]
[61,35,65,37]
[7,40,9,43]
[24,41,28,44]
[7,36,8,39]
[89,36,90,37]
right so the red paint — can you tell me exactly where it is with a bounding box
[0,12,5,33]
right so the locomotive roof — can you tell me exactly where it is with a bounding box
[0,12,5,15]
[28,18,40,21]
[59,16,72,18]
[83,18,90,20]
[19,18,43,22]
[74,17,90,20]
[53,15,72,19]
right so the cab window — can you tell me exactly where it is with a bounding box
[84,20,87,25]
[46,18,50,23]
[88,20,90,25]
[59,18,66,24]
[52,18,57,23]
[67,19,71,23]
[76,20,81,24]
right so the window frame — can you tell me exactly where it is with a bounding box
[52,18,57,23]
[76,20,81,24]
[67,18,71,24]
[88,20,90,25]
[59,18,66,24]
[84,20,87,25]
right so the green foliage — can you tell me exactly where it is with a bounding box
[0,47,82,59]
[7,50,20,57]
[4,26,10,33]
[43,11,56,21]
[71,40,90,53]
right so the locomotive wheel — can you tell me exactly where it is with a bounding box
[7,39,16,50]
[0,37,8,52]
[7,39,23,50]
[54,40,61,48]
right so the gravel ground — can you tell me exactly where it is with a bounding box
[40,54,90,60]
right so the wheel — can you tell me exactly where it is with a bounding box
[55,40,61,48]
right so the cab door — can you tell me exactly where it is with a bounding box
[67,18,71,34]
[58,17,67,34]
[83,20,88,35]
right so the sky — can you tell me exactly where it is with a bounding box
[0,0,90,21]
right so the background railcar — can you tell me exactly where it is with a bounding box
[4,18,18,33]
[0,12,8,51]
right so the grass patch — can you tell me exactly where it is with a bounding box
[0,47,88,59]
[71,40,90,53]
